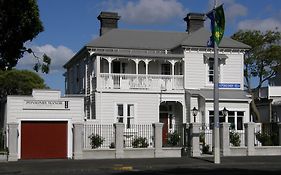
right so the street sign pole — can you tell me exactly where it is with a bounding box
[214,40,220,164]
[213,0,220,164]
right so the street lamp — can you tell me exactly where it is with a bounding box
[192,107,199,123]
[221,107,228,117]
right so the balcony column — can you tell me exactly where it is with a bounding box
[107,57,112,74]
[169,60,175,90]
[145,59,149,75]
[107,57,113,89]
[134,59,139,75]
[96,56,101,90]
[145,59,149,88]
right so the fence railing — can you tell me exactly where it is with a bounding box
[199,124,213,154]
[99,73,184,90]
[163,124,185,147]
[124,124,154,148]
[84,124,115,149]
[254,123,279,146]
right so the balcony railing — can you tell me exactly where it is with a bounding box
[99,73,183,91]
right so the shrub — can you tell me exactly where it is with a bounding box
[256,132,278,146]
[132,137,149,148]
[199,133,205,144]
[88,134,105,149]
[202,144,210,154]
[109,142,115,149]
[167,131,181,146]
[229,131,241,146]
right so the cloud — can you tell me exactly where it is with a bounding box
[17,44,75,73]
[208,0,248,22]
[104,0,187,25]
[238,18,281,31]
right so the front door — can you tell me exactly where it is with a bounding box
[160,113,168,145]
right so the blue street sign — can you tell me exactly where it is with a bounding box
[219,83,240,88]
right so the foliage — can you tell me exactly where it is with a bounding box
[229,131,241,146]
[231,30,281,122]
[0,70,47,100]
[109,142,115,149]
[199,133,211,154]
[255,131,278,146]
[202,144,210,154]
[0,0,51,73]
[88,134,105,149]
[167,131,181,146]
[199,133,205,144]
[132,137,149,148]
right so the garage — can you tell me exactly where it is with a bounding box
[21,121,68,159]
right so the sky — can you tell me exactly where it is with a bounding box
[16,0,281,94]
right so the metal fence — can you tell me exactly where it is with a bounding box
[84,124,115,149]
[163,124,185,147]
[229,130,245,147]
[124,124,154,148]
[255,123,279,146]
[199,124,213,154]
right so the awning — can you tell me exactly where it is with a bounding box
[203,53,228,59]
[186,89,250,102]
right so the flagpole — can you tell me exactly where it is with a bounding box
[213,0,221,164]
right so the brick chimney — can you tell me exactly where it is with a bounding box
[184,13,205,33]
[97,12,120,36]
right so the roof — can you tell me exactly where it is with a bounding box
[87,29,187,50]
[186,89,250,101]
[86,28,251,50]
[90,51,184,59]
[181,28,251,49]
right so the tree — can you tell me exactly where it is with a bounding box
[0,0,51,73]
[0,70,48,100]
[231,30,281,122]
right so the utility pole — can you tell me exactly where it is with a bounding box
[213,0,220,164]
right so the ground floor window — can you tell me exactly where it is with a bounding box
[116,103,135,128]
[208,110,244,130]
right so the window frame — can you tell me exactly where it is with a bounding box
[206,57,221,86]
[115,103,136,129]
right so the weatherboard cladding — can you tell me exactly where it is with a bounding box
[86,28,250,50]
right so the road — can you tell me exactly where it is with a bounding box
[1,156,281,175]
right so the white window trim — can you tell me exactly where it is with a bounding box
[207,110,245,131]
[205,58,222,87]
[115,103,137,127]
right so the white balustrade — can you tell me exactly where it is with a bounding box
[99,73,183,90]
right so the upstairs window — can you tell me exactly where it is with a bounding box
[208,58,220,83]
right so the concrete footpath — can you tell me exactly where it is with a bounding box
[1,156,281,175]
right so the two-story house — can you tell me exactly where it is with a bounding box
[256,71,281,123]
[64,12,251,136]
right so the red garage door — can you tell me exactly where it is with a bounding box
[21,121,67,159]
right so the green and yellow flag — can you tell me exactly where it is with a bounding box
[207,5,225,46]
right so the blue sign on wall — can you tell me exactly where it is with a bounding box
[219,83,240,88]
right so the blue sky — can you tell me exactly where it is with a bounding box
[16,0,281,93]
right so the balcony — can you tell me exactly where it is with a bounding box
[99,73,183,91]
